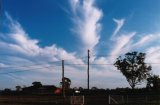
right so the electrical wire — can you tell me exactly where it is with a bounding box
[0,65,56,75]
[0,60,61,69]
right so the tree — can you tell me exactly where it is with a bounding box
[114,51,151,89]
[60,77,71,90]
[16,86,21,91]
[91,87,98,90]
[79,87,83,90]
[147,75,159,90]
[32,81,42,88]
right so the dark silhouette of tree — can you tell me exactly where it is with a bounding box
[3,88,11,94]
[91,87,98,90]
[79,87,83,90]
[60,77,71,90]
[73,87,77,90]
[114,51,152,89]
[16,86,21,91]
[147,75,159,90]
[32,81,42,88]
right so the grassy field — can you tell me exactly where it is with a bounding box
[0,95,159,105]
[0,95,70,105]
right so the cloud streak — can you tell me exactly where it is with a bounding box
[1,5,160,89]
[111,18,125,39]
[0,12,124,89]
[0,13,86,88]
[69,0,103,52]
[111,32,136,56]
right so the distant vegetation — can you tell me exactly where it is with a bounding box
[0,52,160,96]
[114,51,152,89]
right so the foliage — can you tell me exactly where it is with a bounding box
[114,51,152,89]
[60,77,71,89]
[32,81,42,88]
[91,87,98,90]
[79,87,83,90]
[16,86,21,91]
[147,75,160,90]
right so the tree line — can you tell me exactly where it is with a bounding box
[114,51,160,90]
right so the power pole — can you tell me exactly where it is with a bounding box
[87,49,90,90]
[62,60,65,97]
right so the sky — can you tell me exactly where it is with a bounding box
[0,0,160,89]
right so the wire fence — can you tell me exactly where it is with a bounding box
[109,94,160,105]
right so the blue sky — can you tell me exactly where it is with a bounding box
[0,0,160,89]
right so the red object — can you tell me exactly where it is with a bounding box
[54,88,61,94]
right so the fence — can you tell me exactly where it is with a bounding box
[109,94,160,105]
[71,96,84,105]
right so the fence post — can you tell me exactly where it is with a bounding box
[145,96,147,104]
[83,96,84,105]
[122,96,124,104]
[126,95,128,104]
[109,95,110,104]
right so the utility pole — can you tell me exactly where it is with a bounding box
[87,49,90,90]
[62,60,65,97]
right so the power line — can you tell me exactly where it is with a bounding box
[91,63,113,65]
[64,63,87,65]
[1,62,160,70]
[3,73,28,84]
[91,54,120,57]
[0,62,159,75]
[0,66,55,75]
[0,61,61,69]
[59,56,87,61]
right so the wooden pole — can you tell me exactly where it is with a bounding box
[62,60,65,97]
[87,50,90,90]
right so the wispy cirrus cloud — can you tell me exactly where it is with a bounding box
[0,13,86,88]
[106,18,136,62]
[145,46,160,75]
[110,32,136,56]
[133,34,160,48]
[1,13,84,64]
[69,0,103,52]
[0,12,126,89]
[108,18,160,78]
[1,4,160,89]
[0,63,7,68]
[111,18,125,39]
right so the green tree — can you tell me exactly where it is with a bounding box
[114,51,151,89]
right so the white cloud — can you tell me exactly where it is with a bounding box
[1,10,160,89]
[0,13,41,56]
[134,35,153,46]
[0,13,83,63]
[111,18,125,39]
[145,46,160,75]
[108,31,160,78]
[0,13,86,88]
[69,0,103,52]
[0,63,8,68]
[110,32,136,56]
[133,34,160,48]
